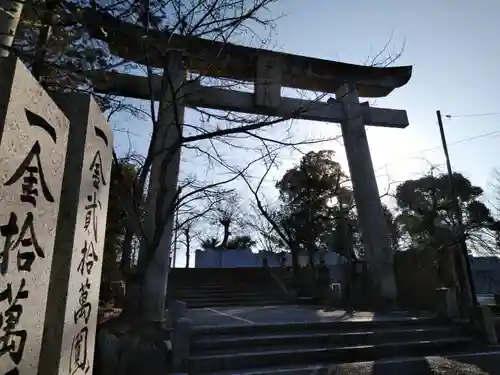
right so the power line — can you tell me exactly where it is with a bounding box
[196,113,500,170]
[444,112,500,119]
[375,128,500,171]
[232,126,500,169]
[423,129,500,151]
[400,111,500,156]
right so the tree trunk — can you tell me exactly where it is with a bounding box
[220,219,231,249]
[0,0,23,57]
[307,248,315,269]
[120,224,134,277]
[32,0,58,81]
[184,228,190,268]
[139,53,185,321]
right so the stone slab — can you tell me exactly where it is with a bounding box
[185,305,433,327]
[37,93,113,375]
[0,57,70,375]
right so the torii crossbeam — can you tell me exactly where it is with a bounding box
[79,7,413,303]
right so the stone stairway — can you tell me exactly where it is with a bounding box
[184,316,491,374]
[167,268,293,308]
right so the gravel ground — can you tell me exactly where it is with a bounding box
[425,358,493,375]
[307,358,498,375]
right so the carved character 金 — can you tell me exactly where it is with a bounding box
[0,212,44,275]
[4,141,54,206]
[89,151,106,190]
[73,279,91,324]
[84,192,101,242]
[77,240,98,276]
[69,327,90,374]
[0,279,28,366]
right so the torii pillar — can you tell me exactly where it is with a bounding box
[336,83,397,301]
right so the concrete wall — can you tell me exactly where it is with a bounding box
[195,248,263,268]
[194,248,346,268]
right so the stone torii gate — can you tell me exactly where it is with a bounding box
[80,9,412,303]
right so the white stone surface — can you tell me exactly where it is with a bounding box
[46,93,113,375]
[0,57,70,375]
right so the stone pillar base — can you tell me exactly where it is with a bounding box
[436,287,459,319]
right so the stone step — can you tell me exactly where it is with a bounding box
[191,316,447,337]
[185,299,287,306]
[200,350,500,375]
[191,326,461,353]
[185,299,289,309]
[187,337,476,373]
[170,284,249,290]
[178,292,281,298]
[170,286,269,294]
[173,289,279,297]
[171,291,265,298]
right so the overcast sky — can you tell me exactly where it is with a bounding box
[110,0,500,266]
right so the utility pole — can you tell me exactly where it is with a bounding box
[436,110,478,311]
[0,0,23,57]
[172,207,179,267]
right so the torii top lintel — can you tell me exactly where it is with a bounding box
[80,9,412,98]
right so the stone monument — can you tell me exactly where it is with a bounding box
[0,57,70,375]
[38,93,113,375]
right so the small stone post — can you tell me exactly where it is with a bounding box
[473,305,498,346]
[172,317,192,372]
[435,287,459,319]
[167,299,187,328]
[37,92,113,375]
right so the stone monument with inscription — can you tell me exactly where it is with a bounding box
[38,93,113,375]
[0,57,70,375]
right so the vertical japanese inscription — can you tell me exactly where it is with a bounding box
[0,57,70,375]
[67,125,109,375]
[0,58,69,375]
[0,111,56,374]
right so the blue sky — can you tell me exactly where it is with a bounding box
[110,0,500,266]
[264,0,500,193]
